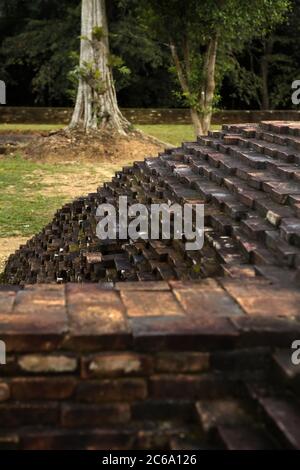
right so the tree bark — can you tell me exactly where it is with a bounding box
[170,34,218,136]
[170,41,203,136]
[200,35,218,135]
[69,0,130,134]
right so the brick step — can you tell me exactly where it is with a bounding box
[239,137,298,163]
[232,227,279,266]
[195,399,277,449]
[272,349,300,394]
[113,157,298,276]
[214,423,277,450]
[163,151,300,263]
[246,384,300,449]
[260,121,300,135]
[256,130,300,160]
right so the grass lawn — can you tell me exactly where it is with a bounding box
[138,124,220,146]
[0,155,76,237]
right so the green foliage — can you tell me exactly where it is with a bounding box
[0,0,178,108]
[0,0,81,105]
[107,54,131,76]
[0,0,296,110]
[140,0,291,114]
[92,26,105,41]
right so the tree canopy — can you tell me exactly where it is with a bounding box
[0,0,298,112]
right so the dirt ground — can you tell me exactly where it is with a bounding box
[0,128,166,276]
[0,237,29,273]
[20,128,166,163]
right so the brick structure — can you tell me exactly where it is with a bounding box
[1,121,300,449]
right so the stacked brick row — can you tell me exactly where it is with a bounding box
[0,282,300,450]
[4,121,300,286]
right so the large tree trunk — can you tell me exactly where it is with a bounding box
[200,35,218,135]
[69,0,130,134]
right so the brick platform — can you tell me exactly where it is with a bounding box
[0,280,300,450]
[1,121,300,449]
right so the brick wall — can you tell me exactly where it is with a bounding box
[0,281,300,450]
[1,107,300,125]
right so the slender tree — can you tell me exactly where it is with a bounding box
[69,0,130,134]
[142,0,290,135]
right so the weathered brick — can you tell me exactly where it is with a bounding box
[66,285,130,350]
[121,291,184,317]
[0,403,59,427]
[76,379,147,403]
[173,279,243,317]
[232,316,300,348]
[0,290,17,314]
[18,355,77,374]
[196,400,247,433]
[221,279,300,317]
[155,352,210,373]
[82,353,152,378]
[0,312,68,352]
[131,315,238,351]
[131,400,194,421]
[116,281,170,291]
[149,374,234,400]
[21,429,134,450]
[211,348,271,372]
[11,377,76,400]
[61,403,130,427]
[0,382,10,402]
[255,396,300,449]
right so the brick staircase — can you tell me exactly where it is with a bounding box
[4,121,300,287]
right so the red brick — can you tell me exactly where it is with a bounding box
[121,291,184,317]
[0,312,68,352]
[61,403,130,427]
[13,285,65,315]
[173,279,243,317]
[76,379,147,403]
[66,286,130,350]
[221,279,300,317]
[11,377,76,400]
